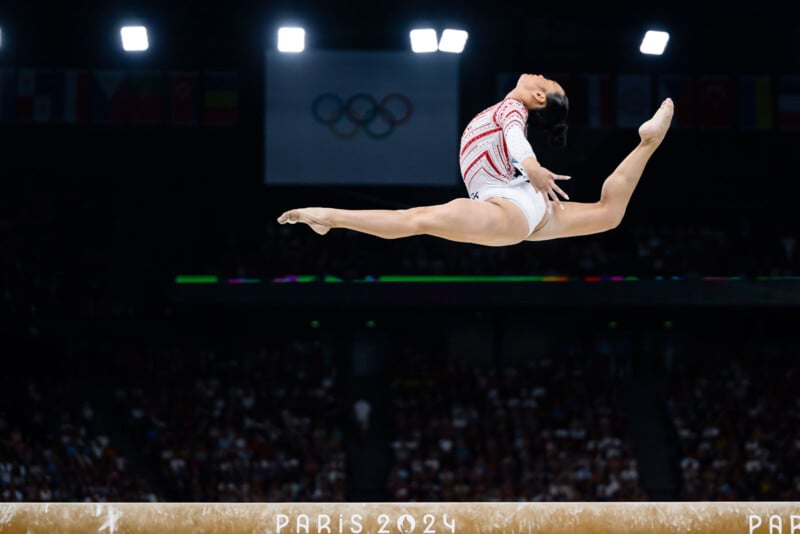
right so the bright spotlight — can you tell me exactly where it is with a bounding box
[438,29,468,53]
[120,25,149,52]
[639,30,669,55]
[409,28,438,53]
[278,26,305,53]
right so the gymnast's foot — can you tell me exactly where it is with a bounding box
[277,208,332,235]
[638,97,674,145]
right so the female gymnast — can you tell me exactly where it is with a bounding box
[277,73,674,247]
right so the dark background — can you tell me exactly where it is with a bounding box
[1,0,799,504]
[3,0,799,286]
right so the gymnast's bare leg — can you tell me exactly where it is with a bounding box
[526,97,674,242]
[277,98,674,246]
[276,195,532,247]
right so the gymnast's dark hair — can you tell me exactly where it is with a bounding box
[528,92,569,148]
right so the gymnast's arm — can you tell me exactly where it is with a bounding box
[504,123,570,206]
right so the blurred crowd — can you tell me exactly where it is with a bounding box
[0,382,157,502]
[2,318,798,502]
[110,339,347,502]
[386,353,645,501]
[666,339,800,500]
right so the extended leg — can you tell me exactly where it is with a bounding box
[277,197,531,247]
[527,98,674,242]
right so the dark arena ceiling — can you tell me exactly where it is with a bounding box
[2,0,797,75]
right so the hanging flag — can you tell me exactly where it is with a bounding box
[92,70,129,124]
[558,74,588,127]
[777,76,800,130]
[15,69,66,124]
[0,68,15,123]
[586,73,613,128]
[14,69,35,122]
[559,73,612,129]
[203,71,239,127]
[738,75,773,130]
[128,70,164,125]
[45,69,91,124]
[12,69,90,124]
[696,75,734,129]
[657,74,695,129]
[168,71,200,126]
[616,74,651,129]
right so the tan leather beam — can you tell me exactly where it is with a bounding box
[1,502,798,534]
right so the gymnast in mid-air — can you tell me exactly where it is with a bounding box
[278,73,674,246]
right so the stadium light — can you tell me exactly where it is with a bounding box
[278,26,305,53]
[0,27,3,50]
[409,28,438,53]
[120,25,149,52]
[639,30,669,55]
[438,29,468,53]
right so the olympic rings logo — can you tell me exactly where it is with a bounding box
[311,93,413,139]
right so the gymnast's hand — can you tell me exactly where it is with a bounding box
[524,160,571,209]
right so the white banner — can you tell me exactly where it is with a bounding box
[265,50,460,185]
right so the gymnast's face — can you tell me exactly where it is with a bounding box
[517,74,565,108]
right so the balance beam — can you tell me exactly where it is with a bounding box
[0,502,798,534]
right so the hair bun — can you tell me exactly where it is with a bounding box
[548,122,568,148]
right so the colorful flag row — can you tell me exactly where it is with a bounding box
[0,69,239,127]
[497,72,800,131]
